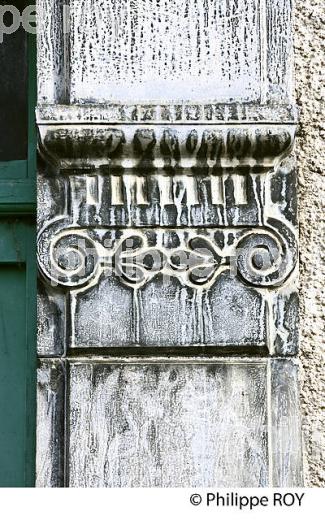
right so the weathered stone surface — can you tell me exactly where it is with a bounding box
[36,0,303,487]
[68,360,269,487]
[71,272,267,352]
[37,0,295,105]
[37,0,69,104]
[37,216,297,354]
[69,0,261,103]
[36,360,65,487]
[270,359,304,487]
[37,103,299,124]
[36,358,304,487]
[56,358,301,487]
[38,124,295,173]
[37,280,65,357]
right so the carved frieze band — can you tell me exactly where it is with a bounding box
[38,124,295,173]
[37,219,297,291]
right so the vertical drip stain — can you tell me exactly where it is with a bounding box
[251,174,264,226]
[222,173,228,226]
[86,177,98,205]
[158,175,173,207]
[110,176,124,206]
[232,174,248,205]
[135,177,149,206]
[122,175,133,227]
[195,289,204,344]
[95,176,104,223]
[70,177,84,225]
[211,175,224,205]
[133,287,140,345]
[173,176,184,227]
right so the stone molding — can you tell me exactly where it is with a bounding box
[38,122,295,174]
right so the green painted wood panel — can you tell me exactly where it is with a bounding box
[0,266,27,485]
[0,220,36,486]
[0,29,36,486]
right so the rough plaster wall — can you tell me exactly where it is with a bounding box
[295,0,325,487]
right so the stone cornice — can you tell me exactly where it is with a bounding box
[38,121,296,174]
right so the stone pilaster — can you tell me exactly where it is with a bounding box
[36,0,303,487]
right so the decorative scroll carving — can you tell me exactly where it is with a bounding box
[38,221,297,290]
[236,220,298,287]
[48,232,100,288]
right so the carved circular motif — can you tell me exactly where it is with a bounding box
[37,230,101,288]
[236,232,291,287]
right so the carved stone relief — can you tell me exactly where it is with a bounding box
[36,0,303,487]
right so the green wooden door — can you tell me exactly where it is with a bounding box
[0,26,36,486]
